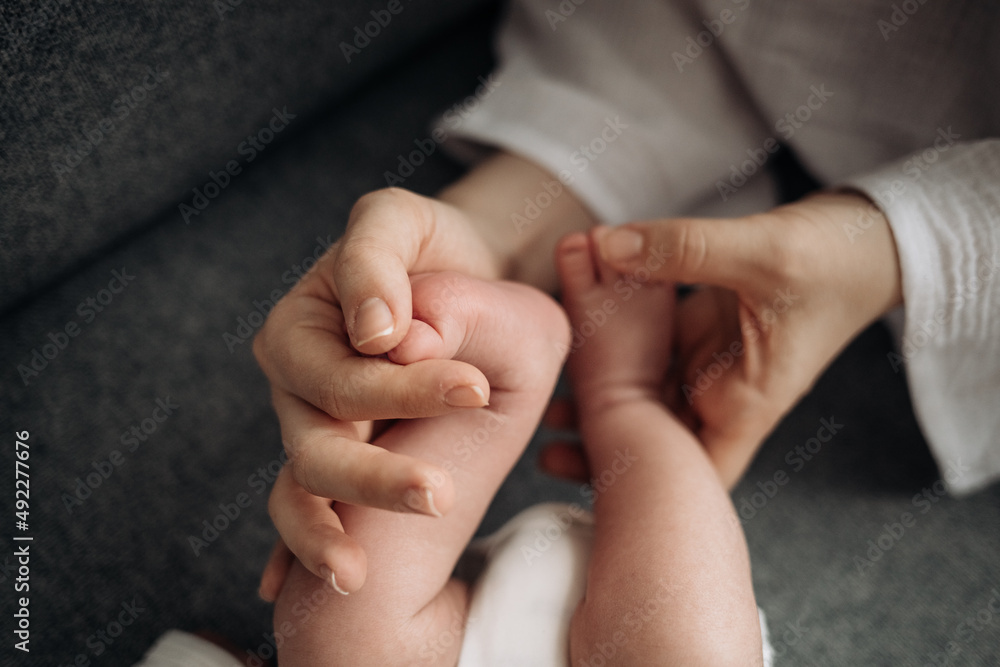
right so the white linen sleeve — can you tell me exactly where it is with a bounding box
[844,139,1000,496]
[435,0,773,224]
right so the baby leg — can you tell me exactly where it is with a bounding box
[557,231,763,666]
[274,271,569,666]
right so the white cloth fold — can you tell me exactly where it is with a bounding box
[133,629,244,667]
[846,141,1000,495]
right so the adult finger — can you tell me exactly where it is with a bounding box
[258,539,294,602]
[538,441,590,483]
[268,466,367,594]
[595,216,785,293]
[273,389,455,517]
[334,189,498,355]
[256,308,490,421]
[543,397,578,430]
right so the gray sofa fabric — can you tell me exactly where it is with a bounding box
[0,0,488,313]
[2,3,999,666]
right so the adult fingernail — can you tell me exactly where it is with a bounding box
[320,565,349,595]
[354,297,394,347]
[403,486,443,518]
[444,384,487,408]
[601,229,644,263]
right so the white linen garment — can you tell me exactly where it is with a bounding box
[441,0,1000,495]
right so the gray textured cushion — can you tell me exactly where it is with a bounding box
[0,0,488,313]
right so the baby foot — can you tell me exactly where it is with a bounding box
[388,272,570,397]
[556,229,675,414]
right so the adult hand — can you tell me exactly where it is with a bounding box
[254,153,597,600]
[544,192,903,488]
[254,187,499,599]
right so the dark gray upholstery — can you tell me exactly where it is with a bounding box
[1,2,998,666]
[0,0,488,312]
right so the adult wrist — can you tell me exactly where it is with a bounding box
[438,151,597,290]
[825,189,904,322]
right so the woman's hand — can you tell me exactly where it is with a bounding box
[254,153,597,600]
[544,192,903,488]
[254,188,500,598]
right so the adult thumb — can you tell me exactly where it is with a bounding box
[595,217,779,292]
[333,189,435,353]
